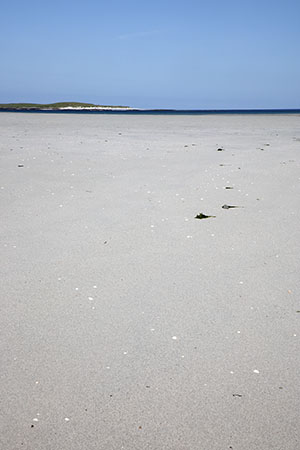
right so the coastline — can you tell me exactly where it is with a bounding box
[0,107,299,115]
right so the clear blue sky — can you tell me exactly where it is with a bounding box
[1,0,299,109]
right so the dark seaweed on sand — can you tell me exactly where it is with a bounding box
[195,213,216,219]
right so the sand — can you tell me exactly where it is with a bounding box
[0,112,299,450]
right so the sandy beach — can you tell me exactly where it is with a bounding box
[0,112,299,450]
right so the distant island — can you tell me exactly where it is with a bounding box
[0,102,133,111]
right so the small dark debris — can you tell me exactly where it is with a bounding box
[195,213,216,219]
[31,425,34,428]
[265,143,270,146]
[279,387,283,390]
[225,186,233,189]
[217,148,224,151]
[118,133,122,135]
[109,394,113,397]
[146,385,150,388]
[138,426,142,430]
[296,311,300,313]
[232,394,242,397]
[222,204,241,209]
[104,240,108,245]
[18,164,24,167]
[184,145,188,147]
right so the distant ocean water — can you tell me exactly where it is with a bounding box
[0,109,300,115]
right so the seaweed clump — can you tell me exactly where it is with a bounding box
[195,213,216,219]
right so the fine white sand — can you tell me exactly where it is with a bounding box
[0,112,299,450]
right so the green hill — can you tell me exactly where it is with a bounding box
[0,102,130,109]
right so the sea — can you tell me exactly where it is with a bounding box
[0,109,300,115]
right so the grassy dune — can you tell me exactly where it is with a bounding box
[0,102,130,109]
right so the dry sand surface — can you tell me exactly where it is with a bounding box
[0,112,300,450]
